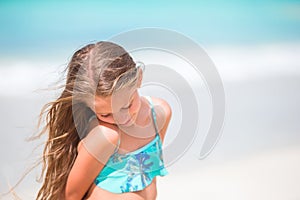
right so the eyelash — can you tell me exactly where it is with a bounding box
[100,103,133,118]
[124,102,133,109]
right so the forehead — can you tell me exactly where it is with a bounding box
[93,87,137,114]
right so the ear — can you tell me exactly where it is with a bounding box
[137,67,143,88]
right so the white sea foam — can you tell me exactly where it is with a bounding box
[0,43,299,96]
[205,42,300,82]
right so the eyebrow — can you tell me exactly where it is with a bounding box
[97,95,134,115]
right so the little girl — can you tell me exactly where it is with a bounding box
[36,41,172,200]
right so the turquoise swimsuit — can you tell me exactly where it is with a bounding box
[93,96,169,193]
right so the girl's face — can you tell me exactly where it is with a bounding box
[93,86,141,127]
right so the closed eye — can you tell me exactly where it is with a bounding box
[100,102,132,118]
[123,102,132,109]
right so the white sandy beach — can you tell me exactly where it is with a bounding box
[1,145,299,200]
[156,145,300,200]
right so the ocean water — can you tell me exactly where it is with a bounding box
[1,0,300,55]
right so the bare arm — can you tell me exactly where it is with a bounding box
[65,122,119,200]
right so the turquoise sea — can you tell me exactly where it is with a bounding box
[0,0,299,56]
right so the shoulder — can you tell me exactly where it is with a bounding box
[150,97,172,143]
[151,97,172,118]
[77,119,120,153]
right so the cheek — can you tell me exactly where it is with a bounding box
[130,97,141,115]
[96,115,114,124]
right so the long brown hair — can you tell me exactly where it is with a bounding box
[1,41,142,200]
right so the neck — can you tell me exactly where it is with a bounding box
[117,96,155,139]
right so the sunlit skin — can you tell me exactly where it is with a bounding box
[96,88,163,140]
[82,68,164,200]
[94,68,143,127]
[79,88,171,199]
[91,67,161,141]
[94,86,142,127]
[84,89,162,200]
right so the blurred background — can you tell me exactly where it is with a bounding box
[0,0,299,199]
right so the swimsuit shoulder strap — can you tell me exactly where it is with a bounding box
[114,134,121,153]
[113,95,159,154]
[145,96,159,136]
